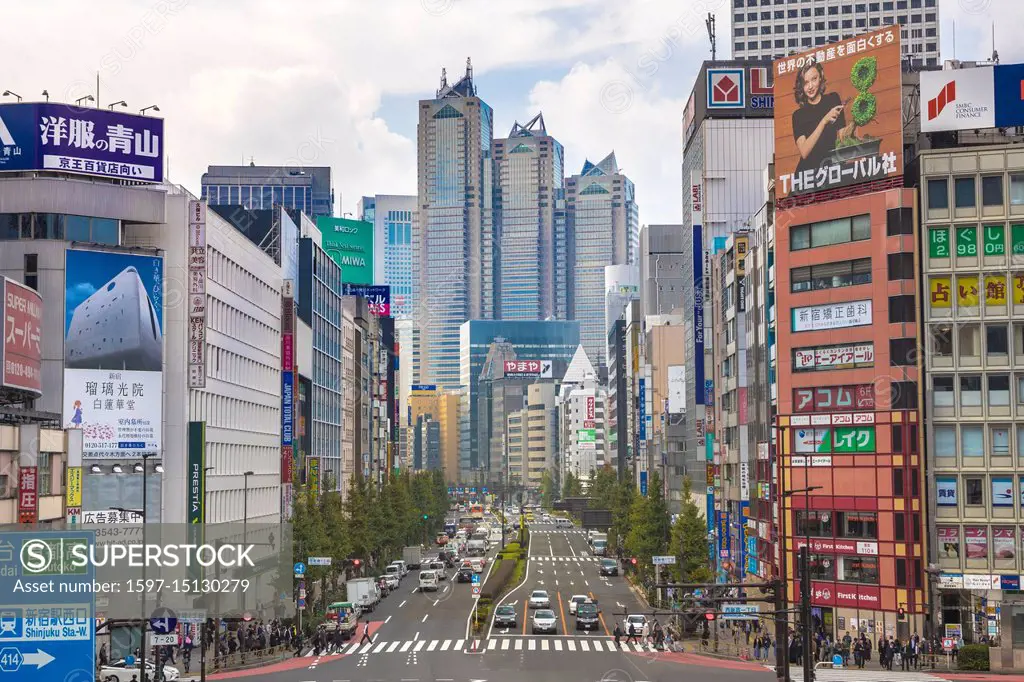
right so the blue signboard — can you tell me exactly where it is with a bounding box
[282,371,294,447]
[639,471,648,496]
[293,562,306,576]
[411,385,437,392]
[0,103,163,181]
[693,224,705,406]
[994,64,1024,128]
[1001,575,1020,591]
[937,477,958,506]
[342,284,391,317]
[0,531,95,682]
[638,379,647,441]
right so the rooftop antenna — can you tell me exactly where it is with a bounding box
[992,23,999,63]
[466,57,473,80]
[440,67,447,90]
[706,13,716,61]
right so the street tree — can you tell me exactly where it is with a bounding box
[670,477,714,584]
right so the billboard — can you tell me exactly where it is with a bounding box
[503,359,553,379]
[794,343,874,371]
[0,102,163,182]
[318,216,374,285]
[187,200,207,389]
[792,300,872,332]
[343,283,390,316]
[187,421,206,525]
[63,250,163,455]
[2,277,42,395]
[773,26,903,199]
[918,63,1024,132]
[667,365,685,414]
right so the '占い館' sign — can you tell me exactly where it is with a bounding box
[773,25,903,199]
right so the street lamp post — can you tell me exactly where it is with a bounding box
[200,465,213,682]
[783,484,822,682]
[241,470,254,659]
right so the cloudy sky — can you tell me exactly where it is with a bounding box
[0,0,1010,223]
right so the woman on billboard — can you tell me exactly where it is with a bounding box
[791,61,856,174]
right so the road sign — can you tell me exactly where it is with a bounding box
[471,574,481,585]
[472,586,481,598]
[0,532,96,682]
[942,638,955,651]
[293,562,307,575]
[297,597,306,610]
[150,634,177,646]
[652,555,677,566]
[177,610,207,625]
[722,604,760,620]
[308,557,332,566]
[150,607,177,634]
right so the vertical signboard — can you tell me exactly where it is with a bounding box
[586,395,596,421]
[188,199,207,388]
[773,25,903,199]
[308,457,320,496]
[282,282,295,495]
[691,170,705,407]
[65,428,83,524]
[2,277,43,395]
[62,250,163,456]
[638,378,647,442]
[187,421,206,525]
[18,424,39,524]
[317,217,375,285]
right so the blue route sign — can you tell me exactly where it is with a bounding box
[293,562,306,576]
[150,607,177,634]
[0,531,96,682]
[471,574,480,585]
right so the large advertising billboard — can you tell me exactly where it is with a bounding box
[318,216,374,285]
[920,63,1024,132]
[773,26,903,199]
[2,277,42,395]
[0,103,163,182]
[343,283,391,316]
[63,249,163,455]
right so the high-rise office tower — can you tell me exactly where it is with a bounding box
[730,0,939,68]
[417,58,495,389]
[493,113,566,320]
[201,163,334,220]
[359,194,417,319]
[567,152,638,372]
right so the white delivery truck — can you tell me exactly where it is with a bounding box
[403,545,424,569]
[346,577,381,613]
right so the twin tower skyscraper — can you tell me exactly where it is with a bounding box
[416,59,638,388]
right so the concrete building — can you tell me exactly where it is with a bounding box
[774,185,923,639]
[709,232,752,580]
[417,59,496,389]
[413,415,441,471]
[358,194,417,320]
[201,163,334,220]
[567,153,638,371]
[459,319,580,481]
[921,144,1024,646]
[558,346,608,488]
[605,266,640,478]
[407,386,459,480]
[493,113,567,320]
[730,0,939,68]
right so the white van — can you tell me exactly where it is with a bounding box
[390,560,408,577]
[419,570,439,592]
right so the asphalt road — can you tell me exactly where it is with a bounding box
[223,518,775,682]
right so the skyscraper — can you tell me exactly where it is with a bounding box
[417,58,496,389]
[730,1,939,68]
[493,113,566,320]
[201,164,334,220]
[359,194,417,320]
[567,152,638,372]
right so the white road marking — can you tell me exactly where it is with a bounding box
[433,599,439,606]
[567,639,577,651]
[414,631,419,640]
[400,641,413,652]
[541,639,549,650]
[584,580,589,587]
[444,584,450,592]
[515,639,523,650]
[422,614,429,622]
[528,639,536,650]
[344,642,360,654]
[426,640,439,651]
[454,639,464,649]
[501,639,510,650]
[372,641,387,653]
[488,639,498,650]
[414,640,426,652]
[386,641,400,652]
[440,640,451,651]
[399,600,407,608]
[385,615,392,623]
[581,639,590,651]
[554,640,563,651]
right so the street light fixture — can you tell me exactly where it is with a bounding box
[90,464,102,474]
[107,100,127,110]
[41,90,49,102]
[112,464,124,474]
[2,91,22,102]
[75,95,94,106]
[140,105,160,115]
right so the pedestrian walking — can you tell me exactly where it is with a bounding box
[360,622,373,645]
[627,623,639,644]
[613,623,622,647]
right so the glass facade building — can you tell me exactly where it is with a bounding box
[201,165,334,220]
[417,61,496,390]
[458,319,580,480]
[360,194,417,320]
[299,237,344,490]
[494,113,567,320]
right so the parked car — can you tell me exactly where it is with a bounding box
[436,533,449,546]
[532,609,558,634]
[529,590,550,609]
[100,660,180,682]
[493,604,517,628]
[380,574,399,590]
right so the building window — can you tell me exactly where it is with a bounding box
[961,375,982,406]
[790,258,871,292]
[1010,174,1024,206]
[887,253,915,280]
[790,214,870,251]
[809,554,836,580]
[890,338,917,366]
[889,295,916,323]
[23,253,38,291]
[933,376,954,407]
[961,425,984,458]
[982,175,1004,206]
[837,511,877,539]
[991,425,1011,456]
[990,374,1011,406]
[931,324,953,359]
[927,178,949,209]
[886,207,914,235]
[987,324,1009,355]
[934,425,955,457]
[892,381,918,409]
[959,324,981,361]
[795,510,833,537]
[965,477,984,505]
[842,556,879,584]
[954,177,976,208]
[894,511,905,540]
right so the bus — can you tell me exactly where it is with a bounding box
[469,503,484,519]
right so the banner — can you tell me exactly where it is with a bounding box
[187,421,206,525]
[62,250,163,456]
[308,457,320,495]
[994,527,1016,560]
[792,300,871,332]
[65,466,82,523]
[937,526,960,560]
[1,277,43,395]
[985,275,1007,306]
[794,343,874,371]
[965,526,988,559]
[930,277,952,308]
[187,200,207,388]
[692,172,705,407]
[992,477,1014,507]
[957,275,979,307]
[18,466,38,524]
[793,385,875,413]
[343,283,391,317]
[919,64,1024,132]
[318,217,374,285]
[936,478,958,506]
[773,26,903,198]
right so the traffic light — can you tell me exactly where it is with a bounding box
[353,559,362,569]
[630,557,638,567]
[423,514,429,520]
[705,612,716,621]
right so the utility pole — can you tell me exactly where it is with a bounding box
[800,546,814,682]
[705,13,717,61]
[774,577,789,682]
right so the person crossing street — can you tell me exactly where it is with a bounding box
[360,621,373,645]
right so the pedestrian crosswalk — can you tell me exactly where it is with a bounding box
[791,670,946,681]
[530,529,586,535]
[310,637,661,656]
[528,556,599,562]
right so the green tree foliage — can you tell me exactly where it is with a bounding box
[669,477,714,584]
[624,471,669,576]
[586,466,617,510]
[539,470,555,510]
[562,470,583,499]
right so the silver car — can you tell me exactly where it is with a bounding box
[532,609,558,634]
